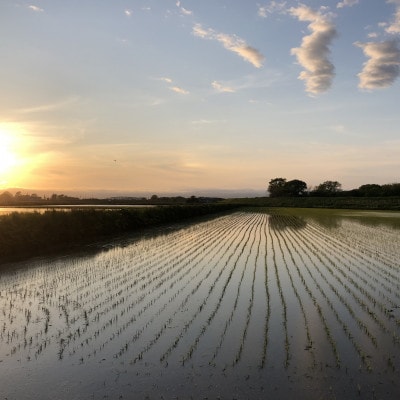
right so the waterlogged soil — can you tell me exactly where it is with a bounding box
[0,210,400,399]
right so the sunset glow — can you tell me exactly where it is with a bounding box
[0,1,399,195]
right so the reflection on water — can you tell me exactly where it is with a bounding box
[0,205,155,216]
[0,211,399,399]
[268,213,308,231]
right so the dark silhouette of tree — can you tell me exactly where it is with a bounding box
[358,184,382,197]
[0,191,13,205]
[268,178,307,197]
[268,178,287,197]
[312,181,342,196]
[285,179,308,197]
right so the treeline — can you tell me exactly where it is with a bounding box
[0,191,223,206]
[267,178,400,197]
[0,204,237,263]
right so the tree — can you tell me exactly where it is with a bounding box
[0,191,14,205]
[268,178,307,197]
[358,184,382,197]
[312,181,342,196]
[268,178,287,197]
[285,179,308,197]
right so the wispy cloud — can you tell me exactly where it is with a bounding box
[28,5,44,12]
[386,0,400,34]
[211,81,236,93]
[159,77,173,83]
[337,0,359,8]
[355,40,400,89]
[176,1,193,16]
[124,9,132,17]
[192,23,265,68]
[289,5,337,95]
[170,86,189,95]
[16,97,80,114]
[257,1,287,18]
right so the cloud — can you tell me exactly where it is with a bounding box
[355,40,400,89]
[176,1,193,16]
[336,0,359,8]
[28,5,44,12]
[257,1,287,18]
[386,0,400,34]
[124,9,132,17]
[170,86,189,95]
[159,77,173,83]
[289,5,337,94]
[192,23,265,68]
[211,81,236,93]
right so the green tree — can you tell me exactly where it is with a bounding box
[268,178,287,197]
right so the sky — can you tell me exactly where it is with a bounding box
[0,0,400,196]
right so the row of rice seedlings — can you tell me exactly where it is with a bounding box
[312,219,400,287]
[301,220,400,346]
[268,218,290,369]
[63,214,244,359]
[176,213,260,364]
[117,213,246,360]
[0,214,235,360]
[283,217,382,370]
[305,219,400,303]
[300,223,393,336]
[272,224,318,368]
[281,220,374,371]
[332,219,400,268]
[206,213,264,367]
[231,214,264,366]
[128,214,255,364]
[306,221,400,308]
[259,216,271,369]
[185,214,264,365]
[79,214,250,358]
[201,215,264,366]
[159,213,258,364]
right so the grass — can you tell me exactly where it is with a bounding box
[223,196,400,210]
[0,204,238,263]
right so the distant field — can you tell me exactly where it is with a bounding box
[0,209,399,399]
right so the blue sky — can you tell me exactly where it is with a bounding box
[0,0,399,195]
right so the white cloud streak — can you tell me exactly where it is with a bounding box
[170,86,189,95]
[355,40,400,89]
[176,1,193,16]
[192,24,264,68]
[211,81,236,93]
[257,1,287,18]
[257,0,286,18]
[289,5,337,94]
[336,0,359,8]
[28,5,44,12]
[386,0,400,34]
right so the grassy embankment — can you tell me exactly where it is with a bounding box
[223,196,400,210]
[0,204,238,263]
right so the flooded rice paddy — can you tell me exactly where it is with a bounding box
[0,210,399,399]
